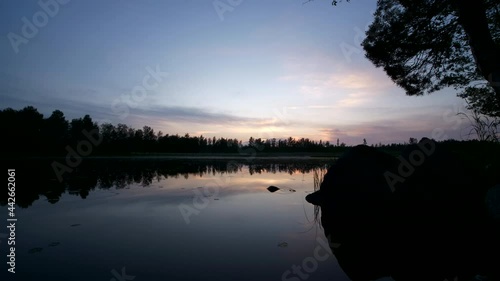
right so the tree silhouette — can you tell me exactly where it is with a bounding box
[69,114,99,146]
[13,106,44,155]
[42,110,69,155]
[350,0,500,116]
[6,105,479,157]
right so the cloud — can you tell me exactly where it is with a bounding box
[0,71,295,130]
[306,105,337,109]
[328,72,394,90]
[277,51,396,110]
[299,71,393,97]
[335,92,372,107]
[314,108,468,145]
[136,106,251,124]
[132,105,296,128]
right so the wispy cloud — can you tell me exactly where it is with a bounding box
[313,107,468,145]
[298,70,393,98]
[137,105,296,127]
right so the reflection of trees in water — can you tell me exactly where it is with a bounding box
[0,159,333,208]
[249,162,330,175]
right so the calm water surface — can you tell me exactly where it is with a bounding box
[1,159,351,281]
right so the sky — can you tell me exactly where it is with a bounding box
[0,0,473,145]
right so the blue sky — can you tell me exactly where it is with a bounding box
[0,0,471,145]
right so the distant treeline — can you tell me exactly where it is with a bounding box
[0,106,344,156]
[0,106,498,157]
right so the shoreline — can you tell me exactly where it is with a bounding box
[1,152,342,161]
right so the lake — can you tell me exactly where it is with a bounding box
[0,158,352,281]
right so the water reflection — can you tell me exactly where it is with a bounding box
[318,199,500,281]
[0,158,345,281]
[0,158,332,208]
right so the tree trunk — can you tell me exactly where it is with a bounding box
[453,0,500,108]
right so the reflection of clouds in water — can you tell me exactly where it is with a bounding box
[9,160,342,281]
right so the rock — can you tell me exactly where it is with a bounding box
[304,139,500,281]
[267,186,279,193]
[305,144,397,207]
[277,242,288,247]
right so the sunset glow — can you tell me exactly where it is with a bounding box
[0,0,469,145]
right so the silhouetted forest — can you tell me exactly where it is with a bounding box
[1,106,499,158]
[0,106,345,156]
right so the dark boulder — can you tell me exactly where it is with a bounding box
[267,186,279,193]
[306,138,500,281]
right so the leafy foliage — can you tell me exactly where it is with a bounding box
[363,0,475,95]
[360,0,500,116]
[458,85,500,117]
